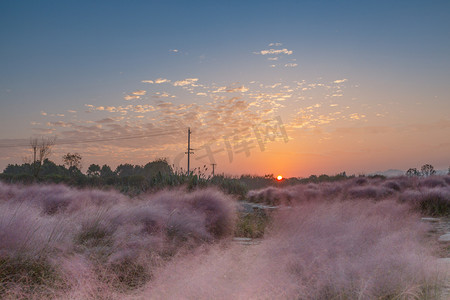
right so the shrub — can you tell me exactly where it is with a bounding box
[417,188,450,216]
[420,177,448,188]
[234,210,270,238]
[347,186,392,200]
[383,180,401,191]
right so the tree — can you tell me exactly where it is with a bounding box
[87,164,101,177]
[143,159,173,179]
[29,137,56,177]
[115,163,135,177]
[100,164,114,178]
[63,153,82,170]
[406,168,420,177]
[420,164,436,177]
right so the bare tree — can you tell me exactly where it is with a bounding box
[29,136,56,177]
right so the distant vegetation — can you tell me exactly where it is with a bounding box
[0,155,354,198]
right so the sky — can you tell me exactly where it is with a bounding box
[0,0,449,177]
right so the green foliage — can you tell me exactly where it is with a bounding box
[234,210,271,238]
[87,164,101,177]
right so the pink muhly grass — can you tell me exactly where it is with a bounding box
[138,199,443,299]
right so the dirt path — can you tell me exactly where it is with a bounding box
[422,217,450,299]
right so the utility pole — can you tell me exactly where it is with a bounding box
[185,127,194,174]
[211,163,216,176]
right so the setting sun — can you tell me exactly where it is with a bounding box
[276,175,283,181]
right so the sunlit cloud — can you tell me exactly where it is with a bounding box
[348,113,366,120]
[226,85,249,93]
[155,78,170,84]
[284,63,298,67]
[255,48,293,55]
[334,79,348,84]
[142,78,170,84]
[268,42,282,46]
[169,49,179,53]
[47,121,73,128]
[152,92,175,98]
[41,111,47,116]
[173,78,199,86]
[132,90,146,96]
[124,95,141,101]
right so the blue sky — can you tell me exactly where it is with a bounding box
[1,0,449,176]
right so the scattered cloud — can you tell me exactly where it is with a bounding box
[173,78,199,86]
[268,42,282,46]
[132,90,146,96]
[255,48,293,55]
[41,111,47,116]
[155,78,170,84]
[169,49,179,53]
[124,95,140,101]
[142,78,170,84]
[226,85,249,93]
[152,92,175,99]
[284,63,298,67]
[334,79,348,84]
[268,57,279,61]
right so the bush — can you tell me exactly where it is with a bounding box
[417,188,450,216]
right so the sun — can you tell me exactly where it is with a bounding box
[276,175,283,181]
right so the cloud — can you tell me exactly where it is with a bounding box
[155,78,170,84]
[255,48,293,55]
[142,78,170,84]
[46,121,73,128]
[226,86,249,93]
[284,63,298,67]
[268,42,282,46]
[173,78,199,86]
[333,79,348,84]
[124,95,141,101]
[152,92,175,98]
[67,110,77,113]
[196,92,208,96]
[132,90,146,96]
[95,118,116,124]
[41,111,47,116]
[169,49,179,53]
[268,57,279,61]
[348,113,366,120]
[212,84,249,93]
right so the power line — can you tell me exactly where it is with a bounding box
[0,129,181,148]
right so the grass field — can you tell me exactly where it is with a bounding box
[0,176,449,299]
